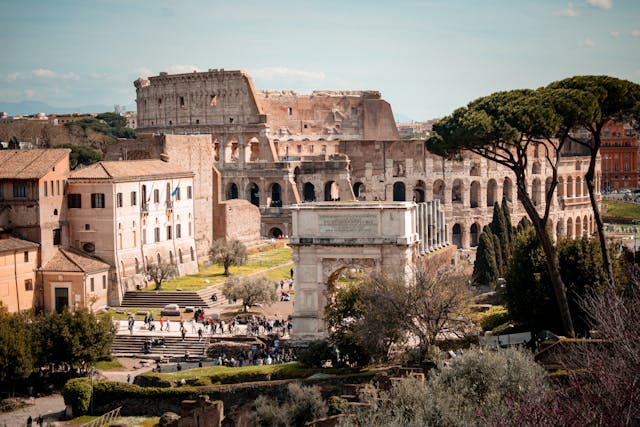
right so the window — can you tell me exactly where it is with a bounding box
[175,187,181,201]
[131,191,137,206]
[287,107,293,116]
[68,194,82,208]
[44,182,48,197]
[56,180,60,195]
[154,189,159,203]
[53,229,61,245]
[90,277,95,292]
[180,96,185,107]
[167,225,172,240]
[190,247,195,261]
[154,227,160,242]
[50,181,54,196]
[85,224,90,230]
[24,251,29,262]
[142,229,147,245]
[116,192,123,207]
[187,186,192,199]
[189,221,192,236]
[321,145,327,154]
[210,95,217,106]
[176,224,182,238]
[13,182,27,198]
[102,275,106,289]
[24,279,33,291]
[133,230,137,246]
[297,145,302,153]
[91,193,105,208]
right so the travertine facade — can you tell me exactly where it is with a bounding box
[135,69,598,250]
[0,237,39,313]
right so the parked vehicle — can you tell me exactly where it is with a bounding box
[161,303,180,316]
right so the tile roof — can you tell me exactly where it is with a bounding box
[0,149,70,179]
[42,247,110,273]
[0,236,39,253]
[70,160,193,181]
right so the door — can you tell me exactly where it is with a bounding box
[54,287,69,313]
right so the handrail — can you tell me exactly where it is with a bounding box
[80,406,122,427]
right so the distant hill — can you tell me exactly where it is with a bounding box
[393,112,416,123]
[0,101,135,116]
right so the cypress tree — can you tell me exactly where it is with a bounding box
[492,233,504,276]
[473,227,499,287]
[490,201,511,270]
[501,198,514,244]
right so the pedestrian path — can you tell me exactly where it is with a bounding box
[0,395,65,427]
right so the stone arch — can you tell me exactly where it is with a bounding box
[557,176,565,201]
[270,182,282,207]
[575,216,582,238]
[303,182,316,202]
[226,182,238,200]
[393,181,406,201]
[470,163,481,176]
[532,178,542,206]
[470,181,480,208]
[532,161,542,175]
[452,223,462,248]
[247,182,260,207]
[179,249,183,264]
[224,136,239,163]
[413,180,426,202]
[556,220,564,239]
[567,176,574,197]
[583,215,589,236]
[503,177,513,202]
[353,182,366,200]
[576,176,583,197]
[433,180,445,203]
[246,136,260,162]
[470,222,480,247]
[324,181,340,201]
[452,179,463,204]
[487,179,497,207]
[269,227,284,238]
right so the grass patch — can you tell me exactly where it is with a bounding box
[142,362,368,386]
[602,200,640,220]
[94,357,123,371]
[147,246,293,292]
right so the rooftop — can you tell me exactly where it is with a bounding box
[0,236,39,253]
[0,149,70,180]
[43,247,110,273]
[69,159,193,181]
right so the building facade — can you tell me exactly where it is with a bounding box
[600,121,639,191]
[134,69,598,249]
[0,236,39,313]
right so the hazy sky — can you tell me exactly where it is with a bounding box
[2,0,639,120]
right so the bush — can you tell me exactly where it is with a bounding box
[62,378,92,416]
[252,383,328,427]
[479,306,509,331]
[328,396,350,415]
[297,340,334,368]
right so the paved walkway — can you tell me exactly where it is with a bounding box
[0,395,65,427]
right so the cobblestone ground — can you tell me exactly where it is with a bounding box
[0,394,65,427]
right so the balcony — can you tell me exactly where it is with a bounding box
[166,200,173,212]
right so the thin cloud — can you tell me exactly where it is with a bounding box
[134,67,154,78]
[584,38,596,47]
[610,31,620,38]
[2,69,79,82]
[167,64,201,74]
[587,0,613,10]
[553,3,579,16]
[249,67,326,82]
[632,30,640,37]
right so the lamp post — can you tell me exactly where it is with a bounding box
[89,366,94,415]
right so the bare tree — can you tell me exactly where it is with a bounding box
[146,261,177,290]
[209,238,248,276]
[222,276,278,312]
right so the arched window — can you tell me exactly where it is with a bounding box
[452,179,463,203]
[487,179,497,207]
[353,182,366,200]
[393,182,406,201]
[190,247,195,261]
[452,224,462,248]
[248,183,260,207]
[532,178,542,206]
[414,180,426,203]
[470,181,480,208]
[470,223,480,247]
[227,183,238,200]
[433,180,445,204]
[567,218,573,239]
[270,183,282,207]
[303,182,316,202]
[324,181,340,201]
[120,261,126,277]
[503,177,513,203]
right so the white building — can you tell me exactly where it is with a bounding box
[67,160,198,304]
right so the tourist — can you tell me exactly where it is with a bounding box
[159,317,164,330]
[165,319,171,332]
[198,327,203,342]
[27,415,32,427]
[181,326,186,341]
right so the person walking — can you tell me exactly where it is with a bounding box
[198,327,203,342]
[181,326,186,341]
[165,319,171,332]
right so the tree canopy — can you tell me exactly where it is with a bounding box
[222,276,278,312]
[55,143,102,169]
[209,239,248,276]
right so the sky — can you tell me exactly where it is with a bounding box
[1,0,639,121]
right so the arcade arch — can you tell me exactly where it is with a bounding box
[393,182,406,201]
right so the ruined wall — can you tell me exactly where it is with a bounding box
[103,133,164,161]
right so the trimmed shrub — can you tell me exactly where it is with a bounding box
[479,306,509,331]
[62,378,92,416]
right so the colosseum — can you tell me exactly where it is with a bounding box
[129,68,598,254]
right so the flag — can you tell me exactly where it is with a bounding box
[171,182,180,198]
[146,183,155,203]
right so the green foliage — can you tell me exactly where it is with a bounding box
[343,348,548,427]
[0,307,35,388]
[472,227,498,287]
[222,275,278,312]
[253,383,328,427]
[55,143,102,169]
[297,340,334,368]
[96,112,126,129]
[478,306,509,331]
[65,113,136,140]
[505,228,608,334]
[209,238,248,276]
[602,200,640,220]
[62,378,92,415]
[328,396,350,415]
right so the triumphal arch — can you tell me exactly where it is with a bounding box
[288,200,448,341]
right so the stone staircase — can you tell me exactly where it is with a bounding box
[120,287,229,310]
[111,334,209,358]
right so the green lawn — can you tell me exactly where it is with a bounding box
[602,200,640,220]
[149,246,293,291]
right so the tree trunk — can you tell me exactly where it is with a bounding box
[518,183,576,337]
[584,136,616,290]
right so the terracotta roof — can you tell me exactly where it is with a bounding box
[0,236,39,253]
[0,149,70,179]
[70,160,193,181]
[42,247,110,273]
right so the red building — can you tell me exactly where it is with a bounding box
[600,122,639,191]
